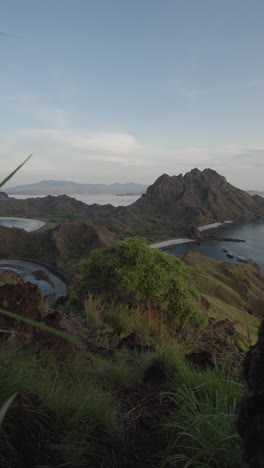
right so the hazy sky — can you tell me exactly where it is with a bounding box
[1,0,264,189]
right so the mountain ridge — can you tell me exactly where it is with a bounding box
[133,167,264,224]
[1,168,264,243]
[5,180,148,196]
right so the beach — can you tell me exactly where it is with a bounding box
[150,221,233,249]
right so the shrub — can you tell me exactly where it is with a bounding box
[79,238,194,318]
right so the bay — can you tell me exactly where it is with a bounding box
[164,221,264,271]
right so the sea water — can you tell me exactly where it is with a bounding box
[165,221,264,271]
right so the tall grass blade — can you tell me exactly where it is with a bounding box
[0,308,80,346]
[0,393,17,427]
[0,154,32,189]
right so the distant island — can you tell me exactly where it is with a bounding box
[247,190,264,197]
[5,180,148,196]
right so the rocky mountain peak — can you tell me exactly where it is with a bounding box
[133,168,264,225]
[0,191,9,200]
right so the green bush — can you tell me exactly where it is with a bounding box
[79,238,194,318]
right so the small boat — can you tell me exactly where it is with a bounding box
[227,252,234,258]
[221,247,228,253]
[237,256,246,262]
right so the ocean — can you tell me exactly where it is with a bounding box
[11,193,141,207]
[165,220,264,271]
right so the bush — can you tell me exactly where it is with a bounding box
[79,238,194,318]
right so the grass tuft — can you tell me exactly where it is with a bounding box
[163,364,244,467]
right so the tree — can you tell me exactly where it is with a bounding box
[79,238,193,317]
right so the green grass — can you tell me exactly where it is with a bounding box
[162,364,244,467]
[0,348,120,467]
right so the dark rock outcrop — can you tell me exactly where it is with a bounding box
[236,321,264,467]
[133,168,264,224]
[0,269,25,285]
[0,282,43,337]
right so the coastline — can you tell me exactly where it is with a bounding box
[0,217,45,232]
[149,220,234,249]
[150,238,194,249]
[0,258,66,298]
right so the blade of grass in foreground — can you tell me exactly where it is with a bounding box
[0,154,32,189]
[0,308,80,346]
[0,393,18,427]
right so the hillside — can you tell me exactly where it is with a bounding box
[0,223,117,265]
[0,237,260,467]
[247,189,264,197]
[134,168,264,225]
[1,168,264,243]
[5,180,148,196]
[182,251,264,342]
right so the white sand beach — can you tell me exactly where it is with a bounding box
[150,220,233,249]
[149,238,194,249]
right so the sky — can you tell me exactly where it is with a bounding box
[1,0,264,189]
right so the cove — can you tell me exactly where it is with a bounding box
[0,217,45,232]
[164,221,264,271]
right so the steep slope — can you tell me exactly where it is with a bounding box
[133,168,264,224]
[182,251,263,341]
[0,222,117,265]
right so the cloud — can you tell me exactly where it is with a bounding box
[1,126,264,189]
[20,129,144,155]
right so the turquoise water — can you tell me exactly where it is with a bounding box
[0,265,54,298]
[164,221,264,271]
[0,217,44,231]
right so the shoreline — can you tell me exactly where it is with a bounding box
[0,217,45,232]
[149,220,235,249]
[150,238,194,249]
[0,258,66,299]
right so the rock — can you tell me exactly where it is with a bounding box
[43,310,62,328]
[236,320,264,467]
[133,168,264,224]
[0,282,42,335]
[187,226,203,240]
[33,269,50,282]
[0,269,25,285]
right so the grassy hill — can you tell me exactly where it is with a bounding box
[182,251,263,343]
[0,239,250,467]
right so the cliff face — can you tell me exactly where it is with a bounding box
[133,168,264,224]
